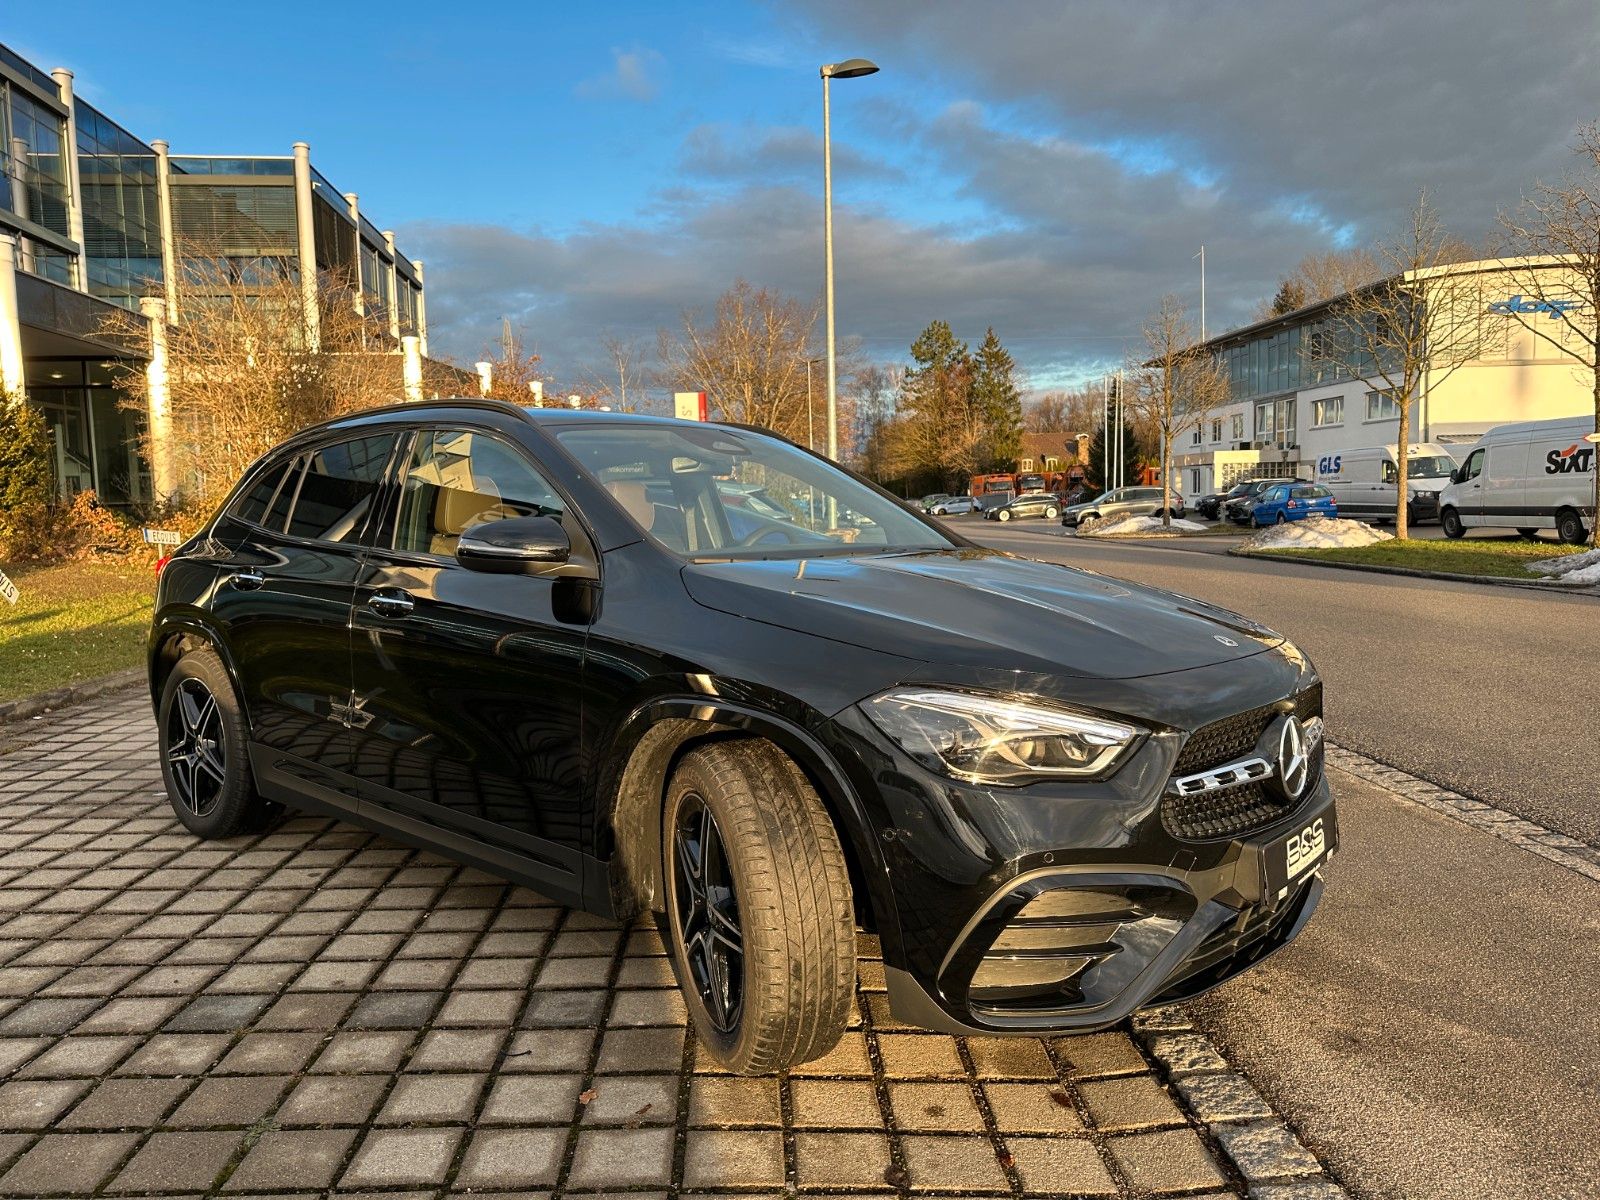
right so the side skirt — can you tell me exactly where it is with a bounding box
[249,744,612,915]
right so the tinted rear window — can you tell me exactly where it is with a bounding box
[282,434,397,543]
[230,459,294,526]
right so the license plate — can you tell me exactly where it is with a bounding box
[1263,810,1336,899]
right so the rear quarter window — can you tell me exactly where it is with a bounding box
[228,459,294,526]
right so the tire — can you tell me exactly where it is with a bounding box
[662,740,855,1075]
[1275,512,1288,525]
[1441,508,1465,539]
[1517,527,1539,540]
[1406,502,1419,529]
[1556,507,1587,545]
[1043,505,1059,520]
[997,509,1012,521]
[157,649,267,838]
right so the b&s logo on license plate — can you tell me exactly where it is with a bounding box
[1285,818,1327,879]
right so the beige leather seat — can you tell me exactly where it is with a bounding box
[430,476,513,555]
[605,481,656,532]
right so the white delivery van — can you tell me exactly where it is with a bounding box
[1312,443,1458,525]
[1438,416,1596,543]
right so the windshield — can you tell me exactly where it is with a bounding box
[554,423,956,559]
[1407,455,1456,479]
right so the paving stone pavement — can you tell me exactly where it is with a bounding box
[0,689,1346,1198]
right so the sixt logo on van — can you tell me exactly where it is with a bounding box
[1317,454,1342,476]
[1545,444,1596,474]
[1488,295,1583,319]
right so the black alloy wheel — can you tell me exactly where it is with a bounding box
[671,792,744,1034]
[166,677,227,819]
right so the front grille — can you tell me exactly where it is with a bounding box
[1162,683,1323,841]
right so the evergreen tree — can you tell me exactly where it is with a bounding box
[971,327,1023,471]
[0,395,55,559]
[1086,412,1145,492]
[896,320,974,490]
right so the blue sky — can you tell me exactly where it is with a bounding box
[9,2,1598,395]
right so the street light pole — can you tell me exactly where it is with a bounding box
[821,58,879,465]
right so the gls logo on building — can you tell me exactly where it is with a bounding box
[1487,295,1584,320]
[1545,443,1597,475]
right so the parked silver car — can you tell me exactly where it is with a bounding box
[1061,486,1185,527]
[929,495,978,515]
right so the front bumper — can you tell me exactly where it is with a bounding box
[824,680,1337,1036]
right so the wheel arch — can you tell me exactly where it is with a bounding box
[600,697,895,951]
[148,615,246,718]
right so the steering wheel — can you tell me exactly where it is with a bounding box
[734,523,816,548]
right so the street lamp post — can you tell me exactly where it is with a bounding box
[821,57,879,465]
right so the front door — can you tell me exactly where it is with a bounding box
[1457,447,1487,520]
[214,432,398,786]
[347,427,593,901]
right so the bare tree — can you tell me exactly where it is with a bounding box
[1253,248,1383,321]
[1304,192,1506,537]
[100,247,410,509]
[658,280,821,443]
[481,320,547,404]
[850,363,900,479]
[594,333,650,412]
[1026,387,1100,433]
[1499,120,1600,546]
[1127,295,1229,528]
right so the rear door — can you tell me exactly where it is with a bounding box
[211,431,398,786]
[346,426,595,904]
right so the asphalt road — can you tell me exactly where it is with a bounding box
[1192,768,1600,1200]
[959,518,1600,845]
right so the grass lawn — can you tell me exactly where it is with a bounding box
[1250,537,1578,579]
[0,560,156,701]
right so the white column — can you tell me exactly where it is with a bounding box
[528,380,543,407]
[290,142,320,350]
[413,260,428,357]
[401,335,423,402]
[343,192,364,316]
[0,237,26,400]
[149,140,179,323]
[382,230,400,340]
[474,361,492,396]
[139,296,177,503]
[50,69,88,293]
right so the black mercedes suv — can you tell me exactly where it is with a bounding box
[149,400,1337,1073]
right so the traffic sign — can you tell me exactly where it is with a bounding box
[142,528,182,546]
[0,569,17,606]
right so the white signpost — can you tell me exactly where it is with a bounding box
[674,391,708,422]
[0,569,17,606]
[142,528,182,547]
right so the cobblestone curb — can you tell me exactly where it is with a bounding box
[1228,548,1600,596]
[1131,1008,1350,1199]
[0,669,144,726]
[1326,741,1600,882]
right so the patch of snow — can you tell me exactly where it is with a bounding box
[1242,516,1394,551]
[1525,547,1600,586]
[1077,514,1209,538]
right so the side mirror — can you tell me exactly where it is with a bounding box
[1448,468,1461,484]
[457,514,570,575]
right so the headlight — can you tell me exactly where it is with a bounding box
[864,689,1142,785]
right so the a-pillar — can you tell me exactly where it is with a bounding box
[149,140,179,323]
[50,68,88,293]
[475,361,492,397]
[382,231,400,340]
[401,335,423,402]
[291,142,320,350]
[413,260,428,357]
[138,297,177,504]
[0,237,26,400]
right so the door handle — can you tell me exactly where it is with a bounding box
[367,591,414,618]
[230,570,266,591]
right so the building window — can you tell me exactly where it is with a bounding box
[1210,418,1222,442]
[1255,401,1276,441]
[1191,426,1203,446]
[1312,396,1344,427]
[1019,458,1034,471]
[1043,456,1059,470]
[1366,389,1401,421]
[1190,468,1202,492]
[1231,413,1245,441]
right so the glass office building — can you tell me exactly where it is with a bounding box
[0,41,431,506]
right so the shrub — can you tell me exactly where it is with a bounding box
[0,395,55,561]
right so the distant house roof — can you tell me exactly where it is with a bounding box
[1019,431,1087,467]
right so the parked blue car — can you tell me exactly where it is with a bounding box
[1251,483,1337,526]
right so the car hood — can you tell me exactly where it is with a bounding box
[681,548,1283,680]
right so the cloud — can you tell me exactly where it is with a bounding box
[680,122,902,185]
[790,0,1600,237]
[576,45,664,103]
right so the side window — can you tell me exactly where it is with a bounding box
[229,458,294,526]
[1463,448,1485,481]
[283,434,397,543]
[392,430,565,558]
[1382,461,1397,485]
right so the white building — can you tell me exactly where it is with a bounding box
[1172,258,1595,499]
